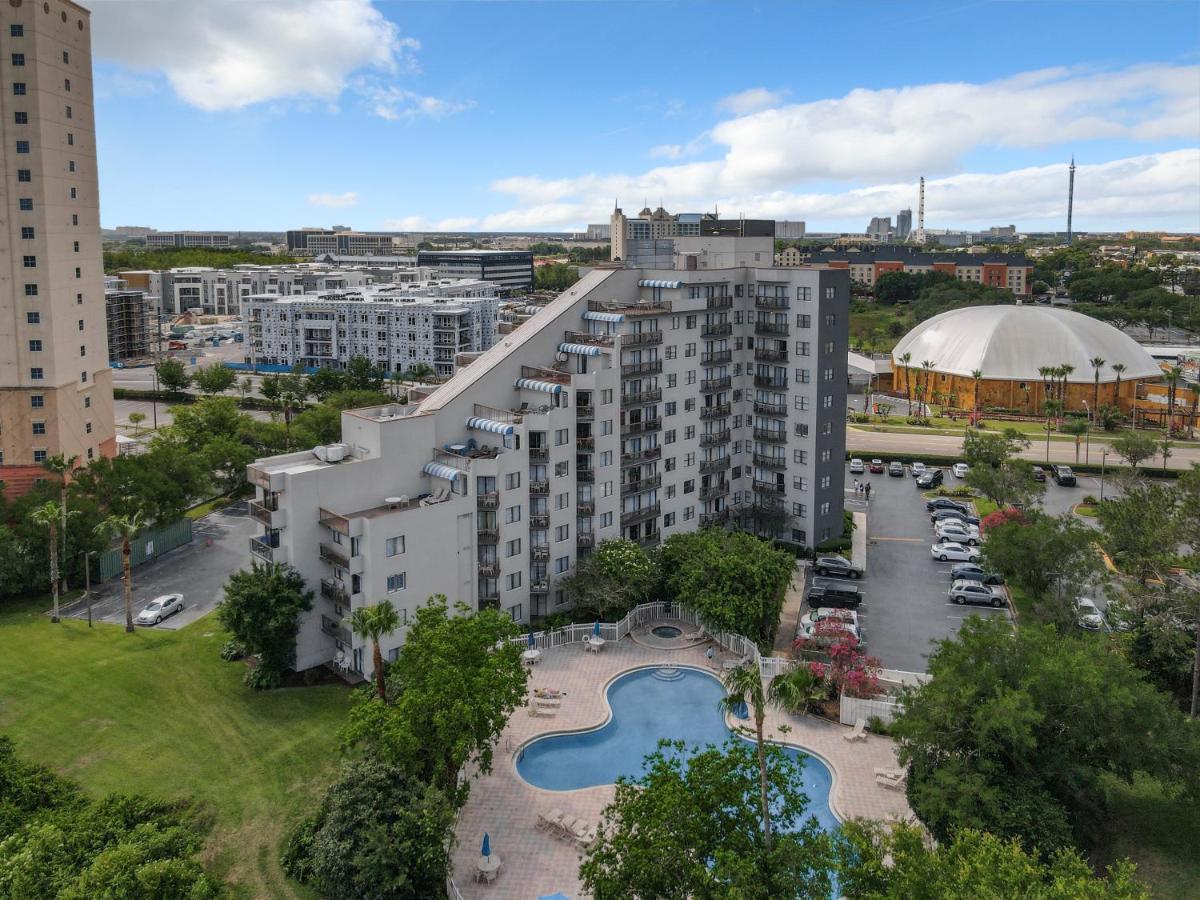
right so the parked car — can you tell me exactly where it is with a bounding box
[135,593,184,626]
[888,461,905,477]
[952,462,969,479]
[910,462,927,478]
[813,555,863,579]
[869,459,885,473]
[935,521,981,545]
[931,541,980,562]
[950,562,1005,585]
[1031,465,1046,482]
[926,497,969,513]
[849,458,865,474]
[807,577,863,609]
[931,508,981,527]
[948,579,1005,608]
[916,469,944,489]
[1076,597,1104,630]
[798,607,859,631]
[1050,464,1077,486]
[796,620,863,647]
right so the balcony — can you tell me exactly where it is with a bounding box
[530,580,549,595]
[753,400,788,417]
[701,350,732,366]
[529,447,549,463]
[530,480,550,495]
[621,503,661,526]
[699,403,731,420]
[622,473,662,495]
[700,483,729,502]
[248,500,285,527]
[755,494,785,512]
[754,375,788,389]
[753,452,787,469]
[754,480,786,495]
[622,360,662,378]
[623,388,662,405]
[621,447,661,466]
[478,591,500,609]
[755,322,789,337]
[576,405,595,421]
[577,469,595,483]
[318,541,350,567]
[577,436,595,452]
[320,577,349,605]
[699,430,731,447]
[755,296,790,310]
[577,500,595,515]
[624,331,663,346]
[318,507,353,537]
[320,615,352,644]
[531,546,550,561]
[622,419,662,436]
[754,348,788,363]
[591,299,671,316]
[564,330,614,348]
[478,562,500,578]
[477,528,499,543]
[701,322,732,339]
[700,511,729,527]
[706,295,733,310]
[477,492,499,509]
[250,536,280,564]
[701,376,731,393]
[753,427,787,444]
[637,532,661,548]
[700,457,731,475]
[577,532,595,549]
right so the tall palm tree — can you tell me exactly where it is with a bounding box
[1189,387,1198,440]
[1111,362,1127,410]
[898,351,912,412]
[349,601,402,701]
[1037,366,1053,417]
[1058,364,1075,417]
[95,512,145,633]
[41,454,77,593]
[720,664,774,851]
[970,369,984,421]
[31,501,64,623]
[767,664,826,720]
[1164,365,1183,433]
[920,360,936,416]
[1090,356,1106,422]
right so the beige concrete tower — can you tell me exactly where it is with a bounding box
[0,0,114,493]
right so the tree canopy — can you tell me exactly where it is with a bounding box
[560,538,656,618]
[962,428,1031,468]
[218,562,313,689]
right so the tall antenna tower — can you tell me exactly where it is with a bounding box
[1066,156,1076,244]
[914,176,927,244]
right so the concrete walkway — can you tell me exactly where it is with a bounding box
[773,564,809,654]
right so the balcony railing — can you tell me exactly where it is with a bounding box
[577,436,595,452]
[576,405,595,420]
[753,427,787,444]
[250,536,277,564]
[755,296,790,310]
[700,483,729,502]
[624,331,663,346]
[637,532,661,548]
[577,532,595,549]
[755,322,789,336]
[478,592,500,609]
[530,580,549,594]
[622,473,662,495]
[318,507,351,536]
[621,447,662,466]
[700,376,731,393]
[478,562,500,578]
[529,447,549,463]
[531,546,550,561]
[320,578,349,605]
[477,528,499,543]
[699,430,731,447]
[753,452,787,469]
[623,388,662,405]
[701,350,732,366]
[701,322,732,338]
[621,503,661,526]
[320,615,352,644]
[754,375,788,389]
[477,492,499,509]
[754,348,788,363]
[706,296,733,310]
[530,480,550,495]
[577,469,595,483]
[248,500,278,525]
[577,500,595,515]
[699,403,731,420]
[700,457,731,475]
[700,511,729,527]
[754,495,785,512]
[530,514,550,529]
[622,419,661,436]
[622,360,662,378]
[754,480,786,495]
[753,400,788,416]
[319,542,349,567]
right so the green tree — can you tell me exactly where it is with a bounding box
[892,616,1200,856]
[154,358,191,395]
[30,501,66,622]
[305,366,347,402]
[1090,355,1107,419]
[405,362,435,383]
[340,595,526,802]
[534,262,580,291]
[1096,479,1177,583]
[349,601,402,701]
[238,376,253,403]
[344,355,385,392]
[190,363,236,396]
[71,444,209,524]
[579,739,836,899]
[659,529,795,647]
[873,271,918,305]
[1061,416,1089,464]
[720,664,775,850]
[127,411,147,436]
[1109,430,1158,471]
[766,663,827,719]
[217,562,313,689]
[94,511,144,633]
[1108,577,1200,716]
[40,453,78,594]
[560,538,656,618]
[962,428,1029,468]
[203,434,256,494]
[965,459,1045,509]
[281,758,455,900]
[259,373,282,408]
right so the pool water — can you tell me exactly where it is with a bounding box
[651,625,683,639]
[516,667,838,832]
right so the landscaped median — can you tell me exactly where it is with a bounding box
[846,449,1181,480]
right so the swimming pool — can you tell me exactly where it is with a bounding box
[516,666,838,832]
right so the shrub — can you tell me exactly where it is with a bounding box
[1081,494,1099,506]
[219,639,245,662]
[980,507,1025,534]
[867,714,893,736]
[849,413,871,424]
[905,416,933,427]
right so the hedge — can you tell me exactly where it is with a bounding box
[844,449,1180,480]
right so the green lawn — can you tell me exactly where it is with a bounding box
[0,595,351,898]
[1100,774,1200,900]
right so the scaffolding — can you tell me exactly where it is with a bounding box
[105,290,156,362]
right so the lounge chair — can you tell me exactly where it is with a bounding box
[684,626,709,643]
[528,704,557,718]
[567,818,591,842]
[537,808,565,832]
[533,696,561,708]
[875,767,907,790]
[533,687,563,699]
[843,718,868,742]
[575,824,598,848]
[722,656,750,671]
[555,815,580,840]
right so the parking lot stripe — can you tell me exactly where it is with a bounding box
[872,536,925,543]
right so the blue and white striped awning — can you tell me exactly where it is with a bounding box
[466,416,515,436]
[423,462,463,482]
[638,279,682,289]
[582,310,625,323]
[559,342,602,357]
[523,306,543,315]
[515,377,562,394]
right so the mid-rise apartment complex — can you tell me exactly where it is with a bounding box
[0,0,114,487]
[246,280,501,378]
[417,250,534,294]
[120,265,377,316]
[247,255,849,677]
[145,231,230,248]
[104,289,156,362]
[610,205,775,262]
[780,247,1034,296]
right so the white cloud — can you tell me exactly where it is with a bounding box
[649,144,684,160]
[89,0,432,115]
[308,192,359,209]
[717,87,787,115]
[358,82,475,121]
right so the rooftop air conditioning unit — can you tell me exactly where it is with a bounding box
[312,445,329,462]
[325,444,348,463]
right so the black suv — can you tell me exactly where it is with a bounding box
[1050,464,1076,486]
[926,497,968,513]
[931,508,981,526]
[807,577,863,609]
[813,555,863,579]
[1030,465,1046,482]
[888,461,905,477]
[950,562,1005,585]
[916,469,944,489]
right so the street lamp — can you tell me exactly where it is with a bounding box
[1082,400,1090,464]
[1100,449,1110,503]
[80,549,97,628]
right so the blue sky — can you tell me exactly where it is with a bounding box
[90,0,1200,233]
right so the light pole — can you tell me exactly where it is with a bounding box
[1100,449,1110,503]
[1082,400,1090,464]
[81,550,96,627]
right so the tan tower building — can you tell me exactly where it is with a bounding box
[1,0,114,493]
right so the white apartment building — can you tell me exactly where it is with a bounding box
[129,266,376,316]
[145,231,230,248]
[0,0,114,492]
[247,258,849,678]
[246,281,501,378]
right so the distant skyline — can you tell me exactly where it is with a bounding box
[90,0,1200,233]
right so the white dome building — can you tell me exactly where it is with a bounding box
[890,305,1161,414]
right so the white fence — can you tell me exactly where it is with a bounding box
[840,694,903,727]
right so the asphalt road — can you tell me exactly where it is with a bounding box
[62,502,255,630]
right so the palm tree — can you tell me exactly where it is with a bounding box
[348,601,402,701]
[31,501,64,623]
[41,454,77,594]
[1111,362,1127,410]
[767,665,826,720]
[920,360,936,417]
[970,369,984,421]
[1058,364,1075,418]
[95,511,145,633]
[1164,365,1183,433]
[1037,366,1054,417]
[898,351,912,412]
[720,664,774,851]
[408,362,435,383]
[1090,356,1106,422]
[1189,388,1198,440]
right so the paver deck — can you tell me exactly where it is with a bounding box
[450,629,912,899]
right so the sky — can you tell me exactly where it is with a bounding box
[88,0,1200,234]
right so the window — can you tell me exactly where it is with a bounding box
[68,160,75,171]
[794,449,808,464]
[794,476,808,490]
[600,419,612,436]
[664,345,676,359]
[824,287,836,300]
[74,267,81,278]
[85,422,92,434]
[65,105,72,119]
[10,24,23,36]
[80,371,87,383]
[599,450,612,467]
[555,524,570,542]
[505,472,520,490]
[14,112,27,125]
[28,339,42,352]
[601,480,613,498]
[684,425,695,440]
[12,83,26,96]
[33,450,46,463]
[24,284,37,296]
[554,556,570,574]
[77,319,83,331]
[797,286,811,301]
[17,169,30,182]
[820,502,831,515]
[600,511,613,528]
[20,227,34,239]
[683,506,695,521]
[665,457,676,472]
[62,51,69,64]
[29,367,43,380]
[664,429,676,444]
[26,312,39,324]
[504,505,521,524]
[19,198,32,210]
[71,214,77,225]
[506,572,522,591]
[505,538,521,558]
[32,422,45,436]
[822,395,833,409]
[69,188,76,198]
[30,394,43,408]
[385,536,405,557]
[84,395,90,409]
[386,573,406,593]
[554,461,568,477]
[822,368,833,382]
[555,492,569,510]
[664,512,675,527]
[15,140,29,153]
[64,78,71,91]
[820,475,831,489]
[601,389,613,404]
[684,342,696,357]
[683,479,696,494]
[554,428,569,445]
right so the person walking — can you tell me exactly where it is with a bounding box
[865,482,872,501]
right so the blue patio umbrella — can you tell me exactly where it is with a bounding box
[593,621,602,637]
[538,895,571,900]
[481,832,491,857]
[528,631,536,648]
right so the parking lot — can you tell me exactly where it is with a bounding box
[61,502,255,630]
[832,460,1109,673]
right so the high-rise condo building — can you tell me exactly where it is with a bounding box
[0,0,114,491]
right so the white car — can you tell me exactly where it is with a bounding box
[934,522,980,546]
[797,621,862,647]
[952,462,969,479]
[910,462,927,478]
[947,580,1005,608]
[798,607,859,632]
[849,458,865,474]
[1077,597,1104,631]
[931,541,980,562]
[135,593,184,626]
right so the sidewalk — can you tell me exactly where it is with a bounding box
[852,510,868,570]
[773,563,808,654]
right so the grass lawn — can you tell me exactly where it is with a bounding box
[1075,504,1099,517]
[1099,774,1200,900]
[0,595,351,898]
[974,498,999,517]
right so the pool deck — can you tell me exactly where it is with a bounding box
[450,626,913,899]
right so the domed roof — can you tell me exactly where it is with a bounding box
[891,305,1161,382]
